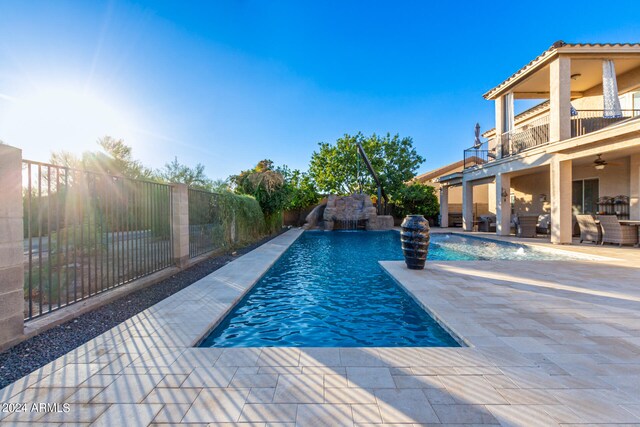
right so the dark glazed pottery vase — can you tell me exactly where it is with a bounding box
[400,215,430,270]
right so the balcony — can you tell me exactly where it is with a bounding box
[498,109,640,158]
[463,140,496,169]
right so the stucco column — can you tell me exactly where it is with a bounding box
[495,173,511,236]
[488,182,497,214]
[550,158,573,244]
[440,186,449,228]
[462,180,474,231]
[171,183,190,267]
[549,56,572,142]
[0,144,25,350]
[631,154,640,220]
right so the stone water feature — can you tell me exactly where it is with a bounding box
[304,194,394,231]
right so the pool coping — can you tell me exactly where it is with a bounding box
[0,228,305,401]
[429,230,618,262]
[2,227,640,425]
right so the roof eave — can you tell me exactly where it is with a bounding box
[482,43,640,101]
[483,50,559,100]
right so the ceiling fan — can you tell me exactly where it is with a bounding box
[593,154,622,170]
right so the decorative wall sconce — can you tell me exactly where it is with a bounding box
[501,188,509,201]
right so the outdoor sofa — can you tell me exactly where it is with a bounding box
[597,215,638,246]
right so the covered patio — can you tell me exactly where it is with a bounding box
[462,143,640,246]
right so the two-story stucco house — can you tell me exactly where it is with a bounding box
[450,41,640,243]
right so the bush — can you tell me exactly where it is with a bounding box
[190,191,266,250]
[395,183,439,219]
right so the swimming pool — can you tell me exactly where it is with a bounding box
[199,231,578,348]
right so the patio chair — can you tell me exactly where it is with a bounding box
[597,215,638,247]
[576,214,601,244]
[536,214,550,235]
[478,215,496,232]
[514,214,538,238]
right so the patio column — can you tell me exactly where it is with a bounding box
[462,179,473,231]
[171,183,190,267]
[440,186,449,228]
[550,158,573,244]
[495,173,511,235]
[0,144,25,351]
[549,56,572,142]
[631,154,640,220]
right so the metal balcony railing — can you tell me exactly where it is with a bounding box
[500,115,550,158]
[498,109,640,158]
[463,139,497,169]
[571,109,640,137]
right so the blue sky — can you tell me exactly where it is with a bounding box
[1,1,639,179]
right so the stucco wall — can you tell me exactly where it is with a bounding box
[573,157,630,198]
[511,171,551,215]
[420,162,491,215]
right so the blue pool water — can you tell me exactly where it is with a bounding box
[200,231,578,348]
[201,231,461,348]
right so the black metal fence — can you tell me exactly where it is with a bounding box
[23,160,173,320]
[188,188,226,258]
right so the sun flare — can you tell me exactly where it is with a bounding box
[0,85,136,159]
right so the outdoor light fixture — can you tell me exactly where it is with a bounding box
[539,194,547,202]
[571,73,582,80]
[593,154,607,170]
[501,188,509,201]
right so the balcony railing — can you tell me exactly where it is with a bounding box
[463,140,496,169]
[499,109,640,158]
[571,109,640,137]
[500,115,550,158]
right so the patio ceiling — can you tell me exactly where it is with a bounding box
[570,146,640,166]
[511,58,640,99]
[484,42,640,100]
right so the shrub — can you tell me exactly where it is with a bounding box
[395,183,439,219]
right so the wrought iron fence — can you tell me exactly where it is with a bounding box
[23,160,173,320]
[188,188,226,258]
[571,109,640,137]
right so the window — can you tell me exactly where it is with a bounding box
[572,179,599,214]
[633,91,640,116]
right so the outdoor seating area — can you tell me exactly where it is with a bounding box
[513,214,538,238]
[575,214,639,247]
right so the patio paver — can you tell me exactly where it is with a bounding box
[1,228,640,425]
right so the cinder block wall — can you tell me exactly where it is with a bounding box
[0,145,25,349]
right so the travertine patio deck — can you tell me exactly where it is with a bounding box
[1,228,640,426]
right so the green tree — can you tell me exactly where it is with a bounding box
[210,178,231,192]
[230,159,289,215]
[395,183,439,218]
[308,132,424,199]
[279,166,320,211]
[157,157,213,189]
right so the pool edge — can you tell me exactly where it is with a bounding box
[379,261,471,348]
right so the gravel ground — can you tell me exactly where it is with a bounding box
[0,231,285,390]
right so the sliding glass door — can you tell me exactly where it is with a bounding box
[572,179,599,214]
